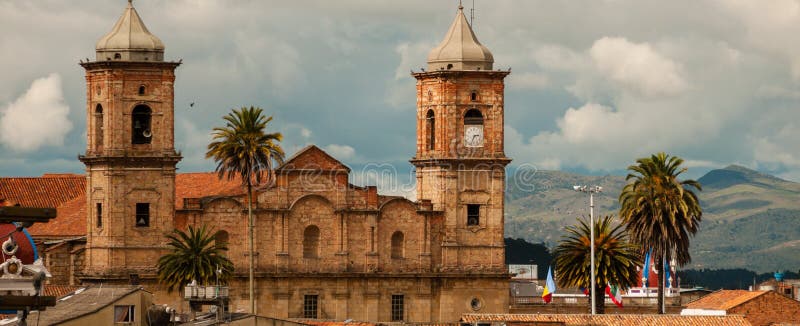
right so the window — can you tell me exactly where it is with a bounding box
[138,85,145,95]
[391,231,404,259]
[96,203,103,228]
[303,225,320,258]
[467,204,480,226]
[303,294,318,319]
[471,297,483,311]
[95,104,103,150]
[464,109,484,125]
[114,305,134,323]
[215,230,229,246]
[391,294,404,321]
[131,105,152,144]
[426,110,435,151]
[114,53,122,60]
[470,91,478,101]
[135,203,150,227]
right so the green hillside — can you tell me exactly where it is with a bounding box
[505,165,800,272]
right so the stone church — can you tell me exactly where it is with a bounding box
[0,1,513,322]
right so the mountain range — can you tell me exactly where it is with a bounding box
[504,165,800,273]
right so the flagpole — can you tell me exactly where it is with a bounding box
[574,185,601,315]
[590,190,596,315]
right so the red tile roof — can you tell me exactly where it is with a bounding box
[685,290,769,310]
[461,314,752,326]
[43,285,83,298]
[0,174,84,208]
[26,195,86,237]
[175,172,244,208]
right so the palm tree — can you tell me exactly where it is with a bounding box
[618,152,702,314]
[157,224,233,293]
[206,106,285,314]
[554,215,641,314]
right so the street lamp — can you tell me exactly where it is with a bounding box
[573,185,602,315]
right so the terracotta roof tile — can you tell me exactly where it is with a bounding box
[26,195,86,237]
[0,175,84,208]
[175,172,244,208]
[685,290,769,310]
[461,314,752,326]
[43,285,83,298]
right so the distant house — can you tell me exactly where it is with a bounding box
[460,313,750,326]
[682,290,800,326]
[757,278,800,301]
[4,286,154,325]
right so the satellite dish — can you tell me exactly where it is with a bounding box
[143,129,152,138]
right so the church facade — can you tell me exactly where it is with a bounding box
[2,2,514,322]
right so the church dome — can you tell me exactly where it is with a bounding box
[95,0,165,62]
[427,4,494,71]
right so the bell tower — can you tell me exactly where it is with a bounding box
[79,0,181,280]
[412,4,510,271]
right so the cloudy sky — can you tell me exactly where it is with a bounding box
[2,0,800,193]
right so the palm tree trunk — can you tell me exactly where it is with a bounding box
[248,182,255,314]
[656,255,665,314]
[595,284,605,314]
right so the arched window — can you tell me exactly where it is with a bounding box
[138,85,146,95]
[215,230,229,247]
[131,105,152,144]
[114,53,121,60]
[464,109,483,125]
[426,110,435,151]
[94,104,103,151]
[391,231,404,259]
[303,225,320,258]
[470,91,478,102]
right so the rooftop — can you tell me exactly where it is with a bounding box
[427,4,494,71]
[685,290,769,310]
[461,313,751,326]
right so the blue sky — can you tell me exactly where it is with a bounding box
[1,0,800,195]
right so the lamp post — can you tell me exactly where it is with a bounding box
[573,185,602,315]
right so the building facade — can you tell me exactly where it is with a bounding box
[4,2,515,323]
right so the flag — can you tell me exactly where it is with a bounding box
[579,287,589,296]
[606,284,623,308]
[642,248,652,283]
[664,259,671,288]
[542,266,556,303]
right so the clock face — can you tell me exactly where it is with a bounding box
[465,125,484,147]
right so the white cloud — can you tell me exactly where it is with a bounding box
[0,74,72,152]
[532,44,588,72]
[324,144,356,160]
[590,37,688,97]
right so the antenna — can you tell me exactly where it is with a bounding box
[470,0,475,26]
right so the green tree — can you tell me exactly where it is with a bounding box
[619,152,702,314]
[157,224,233,293]
[554,215,640,314]
[206,106,285,314]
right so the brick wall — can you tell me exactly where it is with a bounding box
[729,291,800,326]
